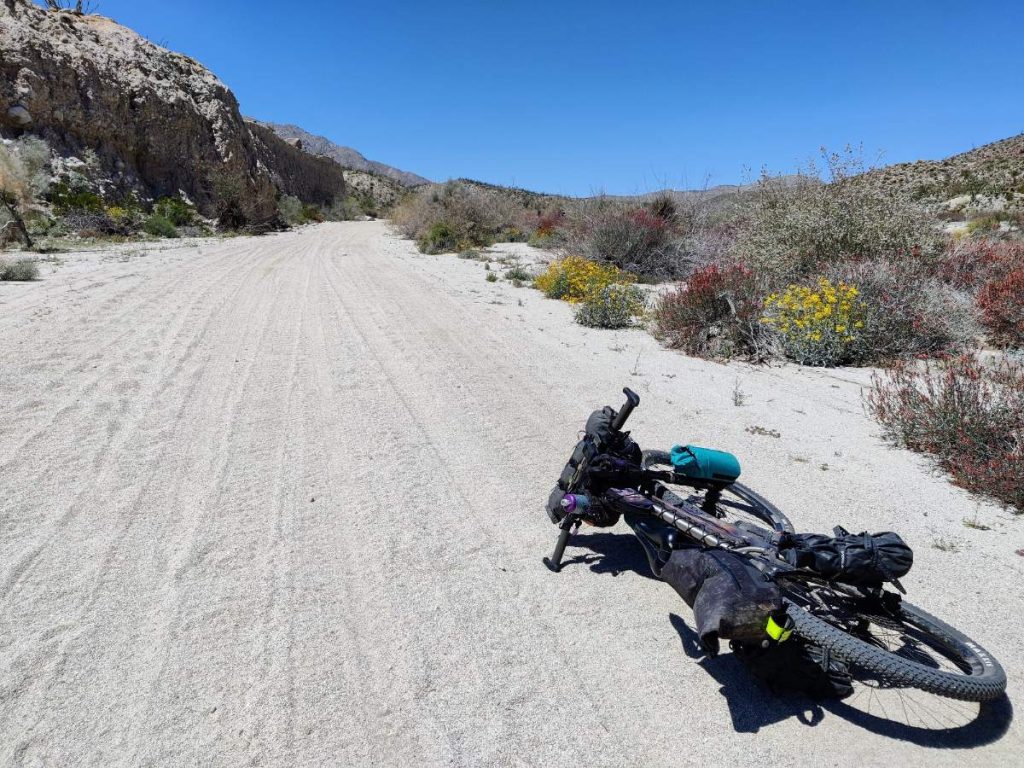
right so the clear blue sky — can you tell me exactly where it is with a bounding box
[60,0,1023,195]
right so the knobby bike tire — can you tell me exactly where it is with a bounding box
[784,596,1007,702]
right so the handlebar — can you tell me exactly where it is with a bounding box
[610,387,640,431]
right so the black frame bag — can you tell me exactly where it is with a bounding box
[661,548,783,656]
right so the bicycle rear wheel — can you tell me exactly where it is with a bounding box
[641,450,794,535]
[782,583,1006,702]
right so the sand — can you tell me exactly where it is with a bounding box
[1,222,1021,766]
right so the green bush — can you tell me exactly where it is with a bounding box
[278,195,304,225]
[417,221,460,254]
[143,214,179,238]
[505,264,533,281]
[301,204,324,223]
[0,257,40,281]
[575,283,647,329]
[210,172,249,230]
[48,181,104,214]
[153,196,196,227]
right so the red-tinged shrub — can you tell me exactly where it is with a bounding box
[977,268,1024,348]
[866,353,1024,512]
[535,211,565,238]
[564,199,686,279]
[653,263,771,359]
[936,238,1024,289]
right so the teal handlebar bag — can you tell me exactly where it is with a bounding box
[670,444,741,486]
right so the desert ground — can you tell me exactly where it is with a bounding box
[1,221,1021,766]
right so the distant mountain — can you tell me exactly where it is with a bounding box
[261,123,430,187]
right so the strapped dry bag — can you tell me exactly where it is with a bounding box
[779,527,913,587]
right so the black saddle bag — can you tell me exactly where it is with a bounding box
[661,548,782,656]
[779,527,913,587]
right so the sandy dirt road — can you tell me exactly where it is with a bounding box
[1,222,1021,766]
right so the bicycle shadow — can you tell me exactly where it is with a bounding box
[560,531,659,579]
[563,532,1013,746]
[670,613,827,733]
[669,614,1013,745]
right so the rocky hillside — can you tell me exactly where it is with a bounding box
[0,0,345,222]
[263,122,430,187]
[859,133,1024,203]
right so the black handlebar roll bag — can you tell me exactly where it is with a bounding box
[661,548,782,656]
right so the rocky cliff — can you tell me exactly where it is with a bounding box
[0,0,345,221]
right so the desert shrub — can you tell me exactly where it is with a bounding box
[933,238,1021,290]
[533,255,631,302]
[104,204,143,235]
[11,136,52,197]
[977,268,1024,348]
[528,210,565,248]
[418,221,460,254]
[824,259,977,363]
[0,257,40,281]
[736,148,939,282]
[563,199,685,279]
[48,181,104,214]
[486,272,498,283]
[575,283,647,329]
[866,353,1024,512]
[762,277,866,366]
[278,195,304,225]
[154,196,197,227]
[653,263,769,359]
[505,264,533,281]
[392,180,539,251]
[142,214,179,238]
[210,172,249,230]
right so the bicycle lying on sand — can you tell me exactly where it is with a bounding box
[543,388,1006,702]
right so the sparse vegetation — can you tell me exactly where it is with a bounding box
[737,148,940,283]
[653,264,769,359]
[0,257,40,281]
[574,283,646,329]
[392,180,545,253]
[867,353,1024,512]
[142,213,179,239]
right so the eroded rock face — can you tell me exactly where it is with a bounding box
[0,0,344,220]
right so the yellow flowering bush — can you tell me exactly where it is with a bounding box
[533,255,633,303]
[762,277,867,366]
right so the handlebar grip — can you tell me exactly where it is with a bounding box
[610,387,640,431]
